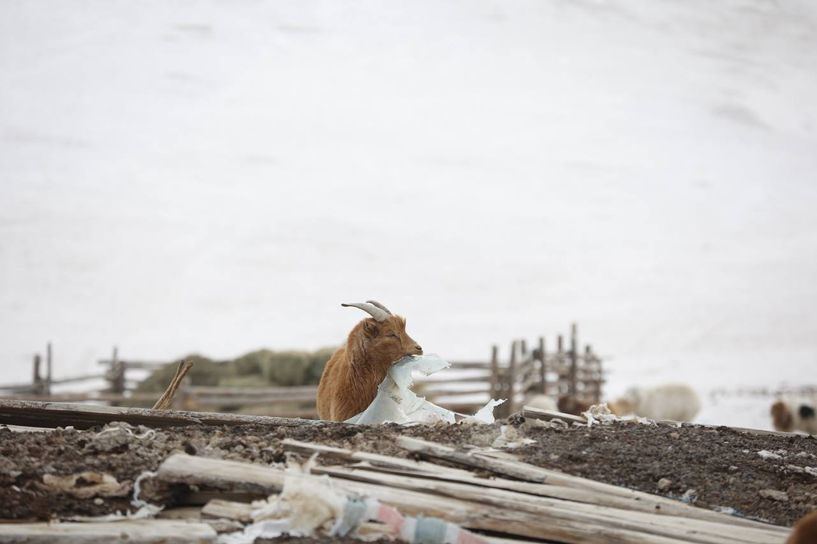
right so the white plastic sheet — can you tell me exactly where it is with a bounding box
[345,354,504,425]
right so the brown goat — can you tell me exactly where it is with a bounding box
[788,510,817,544]
[316,301,423,421]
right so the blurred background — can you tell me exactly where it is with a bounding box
[1,0,815,428]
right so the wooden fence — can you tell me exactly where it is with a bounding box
[0,325,604,419]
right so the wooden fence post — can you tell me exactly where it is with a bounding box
[32,354,43,395]
[107,347,126,405]
[45,342,53,396]
[556,335,564,395]
[538,336,547,395]
[569,324,578,397]
[489,345,499,398]
[507,340,517,415]
[586,344,601,403]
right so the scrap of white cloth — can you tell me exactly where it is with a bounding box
[345,354,504,425]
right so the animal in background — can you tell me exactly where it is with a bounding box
[788,510,817,544]
[557,395,594,415]
[316,301,423,421]
[524,395,594,416]
[608,383,701,422]
[771,399,817,435]
[524,394,557,412]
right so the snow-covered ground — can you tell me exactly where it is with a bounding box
[2,0,816,430]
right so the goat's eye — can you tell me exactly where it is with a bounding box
[387,333,399,339]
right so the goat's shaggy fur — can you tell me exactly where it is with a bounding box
[788,510,817,544]
[317,314,422,421]
[609,383,700,422]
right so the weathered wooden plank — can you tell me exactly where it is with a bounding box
[187,385,318,396]
[201,499,254,522]
[0,400,321,430]
[313,465,787,544]
[157,453,285,493]
[0,520,216,543]
[191,394,317,405]
[98,360,168,369]
[393,437,787,532]
[155,453,786,544]
[0,393,158,403]
[356,456,777,533]
[522,405,588,424]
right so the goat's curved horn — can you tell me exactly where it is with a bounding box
[365,300,393,316]
[341,302,389,322]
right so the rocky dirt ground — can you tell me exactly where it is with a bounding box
[0,415,815,528]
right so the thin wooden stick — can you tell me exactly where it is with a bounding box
[153,360,193,410]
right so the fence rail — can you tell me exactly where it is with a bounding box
[1,325,604,419]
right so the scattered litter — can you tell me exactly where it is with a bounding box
[805,467,817,477]
[582,403,618,427]
[680,489,698,504]
[88,422,156,453]
[67,470,163,523]
[42,472,130,499]
[547,418,569,429]
[346,355,504,425]
[656,478,672,491]
[715,506,736,515]
[757,450,783,461]
[218,456,490,544]
[461,399,506,424]
[759,489,789,502]
[218,519,290,543]
[95,422,156,441]
[491,425,536,449]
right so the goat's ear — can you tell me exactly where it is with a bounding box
[363,320,379,337]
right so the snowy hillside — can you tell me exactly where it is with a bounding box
[1,0,816,429]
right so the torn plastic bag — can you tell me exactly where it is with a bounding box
[345,354,504,424]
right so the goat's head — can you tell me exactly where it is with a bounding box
[342,300,423,368]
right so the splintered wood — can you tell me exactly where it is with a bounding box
[0,411,794,544]
[152,360,193,410]
[146,438,790,544]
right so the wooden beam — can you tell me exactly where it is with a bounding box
[522,405,587,425]
[489,345,499,398]
[45,343,52,396]
[201,499,254,522]
[507,340,517,415]
[569,323,578,396]
[0,520,216,543]
[393,437,785,532]
[0,399,321,430]
[313,465,787,544]
[154,453,787,544]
